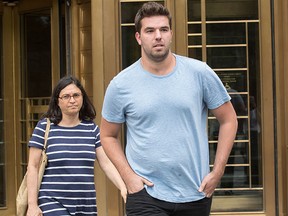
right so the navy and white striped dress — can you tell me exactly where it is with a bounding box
[28,118,101,216]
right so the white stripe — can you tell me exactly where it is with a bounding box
[43,208,67,214]
[48,158,95,162]
[32,134,44,139]
[49,136,95,140]
[40,189,95,192]
[46,166,94,170]
[80,122,95,126]
[29,141,43,147]
[39,201,58,207]
[48,143,95,147]
[35,126,45,132]
[47,151,95,155]
[50,129,95,132]
[41,182,94,185]
[39,196,96,200]
[44,174,94,177]
[65,204,96,207]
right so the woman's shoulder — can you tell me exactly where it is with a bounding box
[80,120,99,129]
[36,118,50,129]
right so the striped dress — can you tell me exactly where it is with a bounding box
[28,118,101,216]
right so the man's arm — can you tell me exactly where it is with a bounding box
[100,118,153,193]
[199,101,238,197]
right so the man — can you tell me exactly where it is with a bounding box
[100,2,238,216]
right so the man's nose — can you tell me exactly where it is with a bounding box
[155,29,162,39]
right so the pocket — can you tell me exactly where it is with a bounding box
[126,188,150,214]
[127,187,146,196]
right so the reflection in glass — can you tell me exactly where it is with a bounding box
[216,71,247,92]
[22,12,52,98]
[188,36,202,46]
[188,0,201,21]
[121,2,149,23]
[209,142,249,164]
[207,23,246,45]
[188,48,202,61]
[188,23,201,34]
[250,95,262,187]
[207,47,247,68]
[212,190,263,212]
[220,166,250,188]
[248,23,262,189]
[206,0,258,21]
[229,92,248,116]
[122,26,140,69]
[208,118,249,141]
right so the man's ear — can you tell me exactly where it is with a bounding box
[135,32,141,45]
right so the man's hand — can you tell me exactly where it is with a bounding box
[126,172,154,194]
[198,171,222,198]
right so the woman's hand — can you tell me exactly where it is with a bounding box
[120,187,128,203]
[26,204,43,216]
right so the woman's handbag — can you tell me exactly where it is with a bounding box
[16,118,51,216]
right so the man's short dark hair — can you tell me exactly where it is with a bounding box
[134,2,172,33]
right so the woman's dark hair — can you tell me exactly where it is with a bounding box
[134,2,172,33]
[43,75,96,124]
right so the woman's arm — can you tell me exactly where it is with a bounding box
[26,147,43,215]
[96,146,127,202]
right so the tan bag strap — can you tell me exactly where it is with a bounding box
[43,118,51,151]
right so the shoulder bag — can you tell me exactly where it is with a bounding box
[16,118,51,216]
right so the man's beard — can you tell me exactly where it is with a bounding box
[148,48,170,62]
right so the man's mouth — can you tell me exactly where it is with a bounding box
[153,44,163,47]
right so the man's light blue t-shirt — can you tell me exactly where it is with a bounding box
[102,54,230,203]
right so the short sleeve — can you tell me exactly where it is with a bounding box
[94,124,101,148]
[28,119,48,149]
[202,64,231,109]
[102,79,126,123]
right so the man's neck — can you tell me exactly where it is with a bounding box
[141,52,176,75]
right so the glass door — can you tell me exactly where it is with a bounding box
[19,10,52,177]
[187,0,263,212]
[184,0,275,214]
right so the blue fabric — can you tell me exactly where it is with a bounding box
[29,119,101,215]
[102,54,230,203]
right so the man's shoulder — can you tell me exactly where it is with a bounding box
[174,54,208,76]
[175,54,206,67]
[115,59,141,79]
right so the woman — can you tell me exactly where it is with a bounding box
[26,76,127,216]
